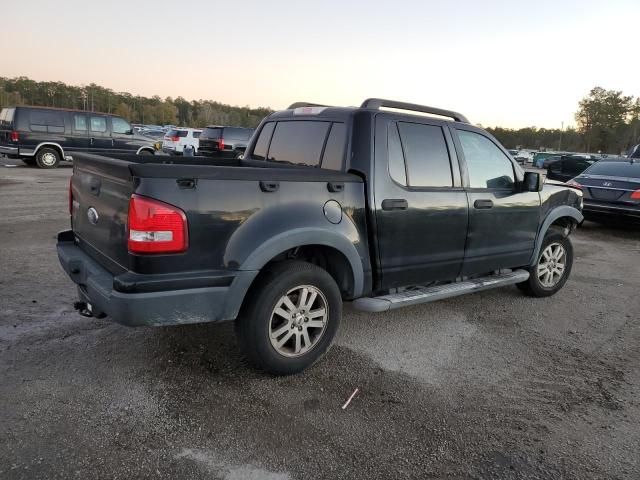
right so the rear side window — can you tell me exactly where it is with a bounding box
[585,161,640,178]
[321,123,346,170]
[29,110,65,133]
[457,130,515,189]
[202,127,221,139]
[73,114,87,131]
[388,123,407,185]
[397,122,452,187]
[90,116,107,133]
[251,122,275,160]
[266,121,330,167]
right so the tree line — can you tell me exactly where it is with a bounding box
[0,76,273,128]
[1,77,638,154]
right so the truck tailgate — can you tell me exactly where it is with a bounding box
[71,154,134,273]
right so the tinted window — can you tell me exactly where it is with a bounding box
[397,122,452,187]
[321,123,346,170]
[168,129,188,137]
[0,108,15,128]
[112,117,131,134]
[193,131,201,139]
[267,121,330,167]
[584,161,640,178]
[29,110,65,133]
[202,127,221,139]
[73,114,87,131]
[225,127,253,140]
[252,122,275,160]
[458,130,514,189]
[388,123,406,185]
[90,116,107,133]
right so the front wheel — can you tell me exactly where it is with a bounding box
[236,261,342,375]
[517,231,573,297]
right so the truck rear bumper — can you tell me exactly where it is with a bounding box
[0,145,19,156]
[56,230,258,327]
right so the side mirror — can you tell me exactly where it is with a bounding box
[523,171,543,192]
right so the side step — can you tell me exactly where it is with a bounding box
[352,270,530,313]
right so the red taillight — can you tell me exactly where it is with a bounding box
[631,190,640,200]
[170,136,180,142]
[68,177,73,215]
[127,194,188,254]
[10,130,19,142]
[217,137,225,151]
[566,179,583,190]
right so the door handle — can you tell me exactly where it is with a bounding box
[474,199,494,209]
[259,181,279,193]
[381,199,408,211]
[90,137,94,146]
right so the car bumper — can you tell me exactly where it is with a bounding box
[583,200,640,220]
[0,145,19,155]
[56,230,258,327]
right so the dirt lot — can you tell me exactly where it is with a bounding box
[1,158,639,479]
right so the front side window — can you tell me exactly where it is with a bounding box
[111,117,131,134]
[457,130,515,189]
[90,116,107,133]
[266,121,330,167]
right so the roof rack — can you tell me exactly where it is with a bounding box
[360,98,469,123]
[287,102,330,109]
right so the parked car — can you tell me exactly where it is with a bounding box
[198,126,254,158]
[547,155,597,182]
[541,155,562,169]
[57,98,583,375]
[0,106,156,168]
[161,128,202,155]
[568,158,640,222]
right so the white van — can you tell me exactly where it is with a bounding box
[162,128,202,155]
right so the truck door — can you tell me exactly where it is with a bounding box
[69,113,90,152]
[452,127,540,275]
[110,116,136,153]
[88,114,112,152]
[373,114,468,288]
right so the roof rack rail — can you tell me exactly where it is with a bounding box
[288,102,330,109]
[360,98,469,123]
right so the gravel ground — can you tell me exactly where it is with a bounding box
[1,157,639,479]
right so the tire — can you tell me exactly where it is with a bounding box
[21,158,36,166]
[234,151,245,160]
[138,149,154,156]
[235,260,342,375]
[517,231,573,297]
[35,147,61,168]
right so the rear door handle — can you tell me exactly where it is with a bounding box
[381,199,408,211]
[474,199,494,209]
[259,181,279,193]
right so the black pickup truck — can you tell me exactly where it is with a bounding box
[57,99,583,375]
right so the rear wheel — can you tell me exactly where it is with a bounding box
[35,147,61,168]
[236,261,342,375]
[517,231,573,297]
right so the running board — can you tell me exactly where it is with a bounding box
[352,270,530,313]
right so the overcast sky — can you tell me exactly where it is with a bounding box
[2,0,638,128]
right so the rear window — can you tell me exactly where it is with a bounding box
[202,127,221,139]
[29,110,65,133]
[168,129,188,137]
[224,127,253,141]
[585,161,640,178]
[0,108,15,129]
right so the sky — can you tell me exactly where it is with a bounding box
[2,0,639,129]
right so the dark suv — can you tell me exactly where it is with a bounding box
[0,106,156,168]
[197,126,254,158]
